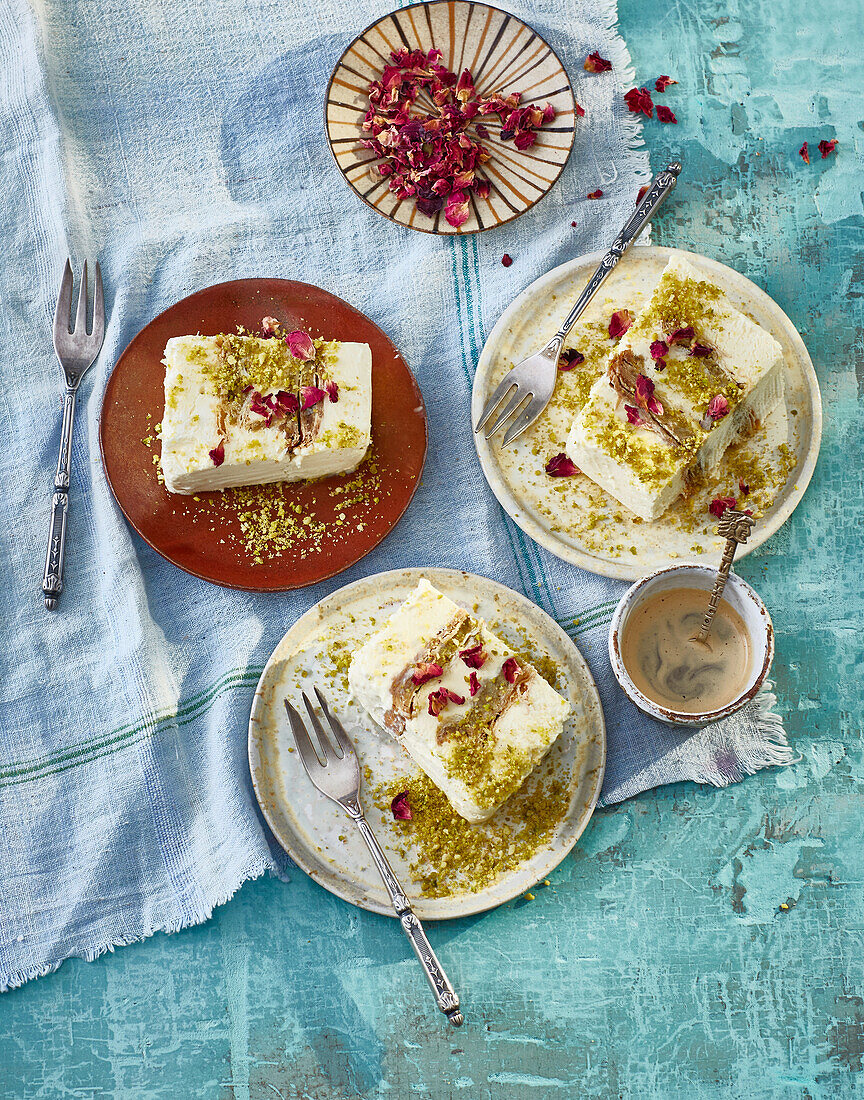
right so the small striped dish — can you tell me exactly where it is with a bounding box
[325,1,576,234]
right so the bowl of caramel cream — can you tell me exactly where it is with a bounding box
[609,565,774,727]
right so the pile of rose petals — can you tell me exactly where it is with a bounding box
[362,48,557,227]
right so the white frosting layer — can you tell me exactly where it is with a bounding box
[159,336,372,494]
[349,579,570,823]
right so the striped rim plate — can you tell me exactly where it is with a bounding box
[325,1,576,234]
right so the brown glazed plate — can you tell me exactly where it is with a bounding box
[326,1,576,234]
[100,279,427,591]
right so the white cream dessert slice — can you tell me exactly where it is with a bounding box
[349,579,570,824]
[566,256,784,521]
[160,333,371,494]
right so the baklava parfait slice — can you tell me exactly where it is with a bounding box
[349,579,570,824]
[566,256,785,520]
[159,320,371,494]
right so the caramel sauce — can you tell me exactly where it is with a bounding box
[620,586,751,714]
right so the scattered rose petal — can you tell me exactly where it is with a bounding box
[575,102,586,118]
[656,105,677,124]
[738,479,750,496]
[587,189,603,199]
[502,657,520,684]
[634,374,655,402]
[636,184,649,205]
[690,343,713,357]
[261,316,280,337]
[571,220,577,227]
[655,75,678,92]
[427,687,464,716]
[625,404,644,426]
[501,253,513,267]
[584,51,612,73]
[209,440,225,466]
[624,87,654,117]
[286,330,316,361]
[654,361,666,371]
[468,670,480,696]
[667,325,696,345]
[412,661,443,686]
[646,396,663,416]
[819,138,838,159]
[325,380,339,403]
[300,385,327,410]
[559,348,586,371]
[650,339,669,360]
[709,496,737,518]
[608,309,633,338]
[276,390,300,413]
[545,452,580,477]
[444,688,465,705]
[799,142,810,165]
[459,643,486,669]
[391,792,412,821]
[706,394,729,420]
[445,190,470,228]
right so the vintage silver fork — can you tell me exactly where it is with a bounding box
[285,688,464,1027]
[474,161,682,447]
[43,260,105,609]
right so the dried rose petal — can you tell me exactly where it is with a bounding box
[650,339,669,361]
[738,479,750,496]
[571,220,577,227]
[575,102,586,118]
[587,189,603,199]
[625,404,645,426]
[819,138,838,159]
[300,385,327,410]
[459,644,486,669]
[646,396,663,416]
[655,75,678,92]
[468,670,480,697]
[412,661,443,686]
[261,316,281,337]
[276,390,300,414]
[584,51,612,73]
[608,309,633,339]
[545,452,580,477]
[391,792,412,821]
[634,374,655,402]
[501,253,513,267]
[209,440,225,466]
[502,657,520,684]
[559,348,586,371]
[799,142,810,165]
[444,688,465,705]
[709,496,737,518]
[427,689,448,717]
[624,87,654,118]
[690,343,713,357]
[656,105,677,124]
[445,190,470,228]
[706,394,729,420]
[325,380,339,403]
[636,184,649,205]
[286,330,316,361]
[667,325,696,345]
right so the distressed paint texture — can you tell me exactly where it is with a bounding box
[3,0,864,1097]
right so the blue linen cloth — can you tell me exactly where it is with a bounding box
[0,0,793,992]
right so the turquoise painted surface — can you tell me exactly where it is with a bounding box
[3,0,863,1096]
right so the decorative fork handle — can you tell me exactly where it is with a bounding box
[351,811,464,1026]
[541,162,683,361]
[43,387,77,610]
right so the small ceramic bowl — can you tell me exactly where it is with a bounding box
[608,564,774,727]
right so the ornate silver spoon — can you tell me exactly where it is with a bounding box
[692,509,755,646]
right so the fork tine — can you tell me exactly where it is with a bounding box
[474,377,516,433]
[501,394,546,446]
[284,699,324,772]
[314,687,354,757]
[91,261,105,345]
[74,260,89,335]
[484,388,529,440]
[302,692,342,761]
[54,260,73,339]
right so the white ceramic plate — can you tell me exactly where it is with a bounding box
[248,567,605,919]
[472,246,822,580]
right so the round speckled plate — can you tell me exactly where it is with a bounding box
[472,246,822,580]
[248,568,605,919]
[325,2,576,234]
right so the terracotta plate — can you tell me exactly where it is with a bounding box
[325,1,576,234]
[100,279,427,590]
